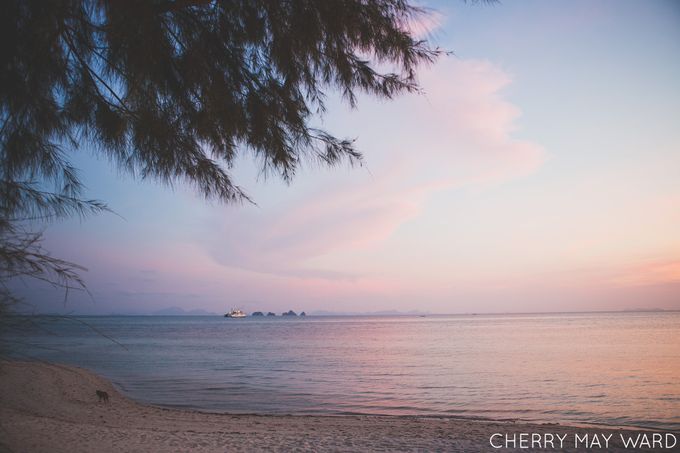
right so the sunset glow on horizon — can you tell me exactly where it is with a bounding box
[21,0,680,315]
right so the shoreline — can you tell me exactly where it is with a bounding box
[0,360,675,452]
[105,364,672,434]
[143,402,664,434]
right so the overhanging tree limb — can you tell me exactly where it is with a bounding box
[0,0,442,312]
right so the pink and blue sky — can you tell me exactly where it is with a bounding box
[24,0,680,314]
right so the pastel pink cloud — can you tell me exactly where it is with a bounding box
[205,57,545,280]
[611,259,680,287]
[403,9,446,39]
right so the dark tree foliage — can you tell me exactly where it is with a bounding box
[1,0,440,204]
[0,0,441,308]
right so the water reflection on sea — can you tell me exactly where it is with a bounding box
[8,312,680,430]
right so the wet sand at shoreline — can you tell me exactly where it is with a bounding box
[0,361,673,452]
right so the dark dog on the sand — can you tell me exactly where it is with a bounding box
[96,390,109,403]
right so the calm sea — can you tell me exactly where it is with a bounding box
[6,312,680,430]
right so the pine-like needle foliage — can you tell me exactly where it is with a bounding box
[1,0,441,205]
[0,0,441,311]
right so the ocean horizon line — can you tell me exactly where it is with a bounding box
[13,308,679,317]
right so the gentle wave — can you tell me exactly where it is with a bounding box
[7,312,680,430]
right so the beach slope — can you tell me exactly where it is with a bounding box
[0,361,665,452]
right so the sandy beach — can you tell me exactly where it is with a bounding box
[1,361,674,452]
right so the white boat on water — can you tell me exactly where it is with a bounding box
[224,308,247,318]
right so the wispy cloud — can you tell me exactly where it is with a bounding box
[203,57,545,280]
[611,259,680,287]
[404,9,446,39]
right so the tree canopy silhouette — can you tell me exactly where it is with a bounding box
[1,0,441,204]
[0,0,441,307]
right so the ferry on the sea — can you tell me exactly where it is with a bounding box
[224,308,247,318]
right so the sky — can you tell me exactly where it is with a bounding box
[18,0,680,315]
